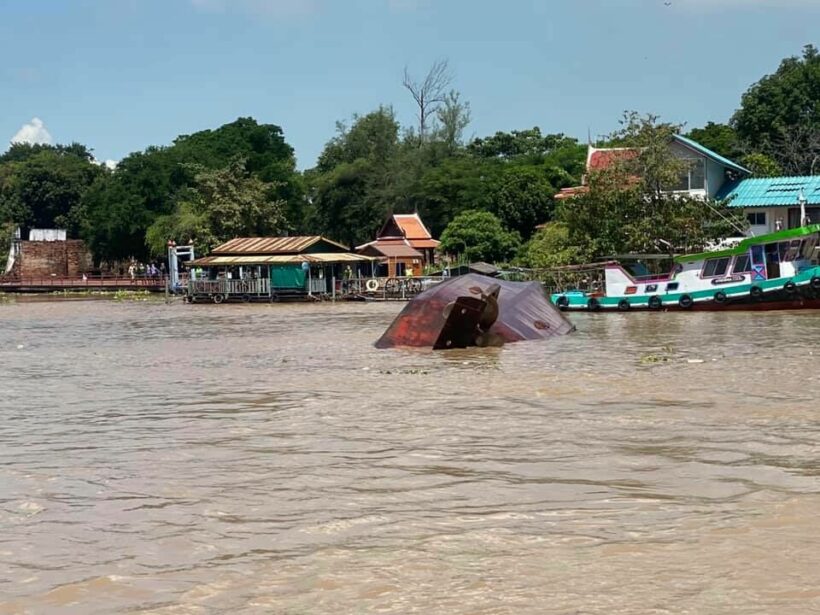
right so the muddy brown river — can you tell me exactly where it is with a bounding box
[1,298,819,614]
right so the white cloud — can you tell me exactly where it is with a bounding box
[10,117,53,146]
[93,158,118,170]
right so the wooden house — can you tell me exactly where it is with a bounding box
[356,213,440,277]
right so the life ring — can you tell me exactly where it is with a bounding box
[213,293,224,304]
[617,299,630,311]
[783,280,797,294]
[648,295,662,310]
[750,285,763,300]
[365,279,379,292]
[555,295,569,309]
[587,297,601,311]
[811,276,820,291]
[713,291,727,304]
[678,294,694,309]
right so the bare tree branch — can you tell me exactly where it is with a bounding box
[402,59,452,144]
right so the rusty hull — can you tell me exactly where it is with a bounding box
[375,273,575,349]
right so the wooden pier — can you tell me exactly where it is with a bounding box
[0,275,167,293]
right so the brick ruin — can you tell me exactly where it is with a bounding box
[6,240,92,278]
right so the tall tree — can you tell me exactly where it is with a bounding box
[81,117,300,262]
[145,158,286,256]
[435,90,471,151]
[0,144,103,237]
[732,45,820,175]
[402,59,452,144]
[309,107,400,246]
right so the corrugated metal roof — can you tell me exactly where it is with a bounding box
[189,252,374,266]
[716,176,820,208]
[211,236,350,255]
[673,134,751,175]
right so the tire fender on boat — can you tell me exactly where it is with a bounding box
[213,293,224,304]
[811,276,820,291]
[555,295,569,310]
[783,280,797,294]
[713,291,727,303]
[750,285,764,300]
[678,294,694,309]
[648,295,662,310]
[587,297,601,311]
[617,299,630,311]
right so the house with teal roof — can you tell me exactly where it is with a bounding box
[557,134,819,239]
[716,175,820,236]
[556,134,751,202]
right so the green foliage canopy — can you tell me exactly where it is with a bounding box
[439,209,521,263]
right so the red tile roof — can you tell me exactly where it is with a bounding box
[357,239,424,258]
[393,214,433,240]
[587,147,639,172]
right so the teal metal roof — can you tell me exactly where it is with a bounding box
[716,176,820,208]
[673,134,751,175]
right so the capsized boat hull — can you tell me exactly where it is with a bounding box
[376,274,575,349]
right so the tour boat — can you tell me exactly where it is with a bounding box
[551,224,820,312]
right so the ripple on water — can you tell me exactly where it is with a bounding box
[1,301,820,614]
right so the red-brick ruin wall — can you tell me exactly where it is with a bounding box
[10,240,92,278]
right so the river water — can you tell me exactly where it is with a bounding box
[1,298,819,614]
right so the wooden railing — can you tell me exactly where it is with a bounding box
[0,274,167,289]
[187,278,270,296]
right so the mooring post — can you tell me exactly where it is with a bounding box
[332,275,336,302]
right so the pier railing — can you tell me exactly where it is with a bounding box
[187,278,271,297]
[337,276,440,300]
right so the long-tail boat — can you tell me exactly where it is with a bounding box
[551,224,820,312]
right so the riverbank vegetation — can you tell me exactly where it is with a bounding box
[1,46,817,271]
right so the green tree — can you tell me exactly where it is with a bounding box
[487,165,554,239]
[82,117,300,262]
[732,45,820,175]
[740,152,783,177]
[439,209,520,263]
[146,158,286,256]
[521,222,585,269]
[434,90,471,151]
[0,144,103,236]
[309,107,400,245]
[686,122,742,161]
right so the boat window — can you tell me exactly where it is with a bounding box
[751,245,765,265]
[733,254,751,273]
[802,236,818,259]
[783,239,803,262]
[626,262,651,278]
[702,257,731,278]
[666,282,679,291]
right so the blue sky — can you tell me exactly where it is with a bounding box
[1,0,818,168]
